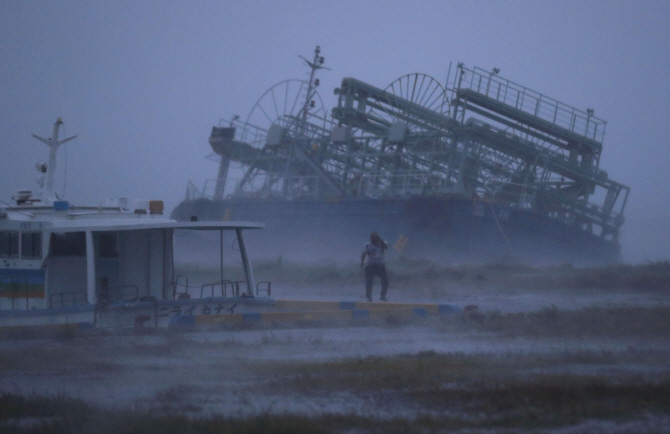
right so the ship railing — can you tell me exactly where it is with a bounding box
[233,280,246,296]
[457,66,606,143]
[170,276,259,299]
[193,178,234,201]
[278,114,336,141]
[116,285,140,302]
[256,281,271,296]
[237,121,268,149]
[171,275,189,299]
[192,281,271,297]
[194,177,289,200]
[200,280,235,298]
[355,173,449,198]
[226,176,321,200]
[283,176,320,199]
[193,172,322,201]
[228,280,271,297]
[185,180,203,201]
[199,178,219,200]
[49,290,87,309]
[539,187,624,231]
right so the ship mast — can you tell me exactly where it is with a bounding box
[32,118,77,204]
[299,45,329,135]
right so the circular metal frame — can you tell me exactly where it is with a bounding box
[368,73,449,134]
[241,79,327,146]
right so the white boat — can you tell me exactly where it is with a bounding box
[0,118,273,334]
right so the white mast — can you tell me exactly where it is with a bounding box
[298,46,329,134]
[32,117,77,204]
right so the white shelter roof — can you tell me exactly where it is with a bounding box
[42,219,265,233]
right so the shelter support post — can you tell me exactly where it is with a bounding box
[236,228,255,296]
[219,229,224,286]
[86,231,96,304]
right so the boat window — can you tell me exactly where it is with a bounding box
[97,233,118,258]
[50,232,86,256]
[0,231,19,258]
[21,232,42,259]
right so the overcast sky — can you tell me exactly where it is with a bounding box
[1,1,668,263]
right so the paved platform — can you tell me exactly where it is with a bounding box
[0,300,462,334]
[273,299,461,314]
[169,301,461,328]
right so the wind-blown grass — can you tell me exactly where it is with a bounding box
[2,374,669,432]
[449,305,670,338]
[177,259,670,291]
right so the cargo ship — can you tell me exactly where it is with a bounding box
[172,47,630,265]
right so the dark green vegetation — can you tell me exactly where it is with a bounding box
[451,305,670,338]
[0,392,330,434]
[2,360,669,433]
[263,351,670,430]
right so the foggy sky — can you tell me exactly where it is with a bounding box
[1,0,668,263]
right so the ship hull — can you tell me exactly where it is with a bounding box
[171,196,620,266]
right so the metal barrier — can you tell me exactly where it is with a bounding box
[200,280,234,298]
[356,173,447,198]
[233,280,248,296]
[115,285,140,301]
[171,275,189,299]
[461,66,606,143]
[49,291,87,308]
[93,291,158,328]
[194,175,322,200]
[256,281,271,296]
[184,180,202,201]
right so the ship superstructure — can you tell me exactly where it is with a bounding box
[174,47,630,264]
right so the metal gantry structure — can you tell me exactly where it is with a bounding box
[195,47,629,244]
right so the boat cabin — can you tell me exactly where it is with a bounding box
[0,212,264,311]
[0,119,267,328]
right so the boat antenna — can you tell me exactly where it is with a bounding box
[298,45,330,133]
[32,117,78,204]
[62,123,68,198]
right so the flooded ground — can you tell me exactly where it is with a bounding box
[1,263,670,433]
[276,280,669,313]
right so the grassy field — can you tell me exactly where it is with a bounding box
[1,373,669,433]
[2,262,670,433]
[1,305,669,432]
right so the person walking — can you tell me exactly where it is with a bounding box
[360,231,389,302]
